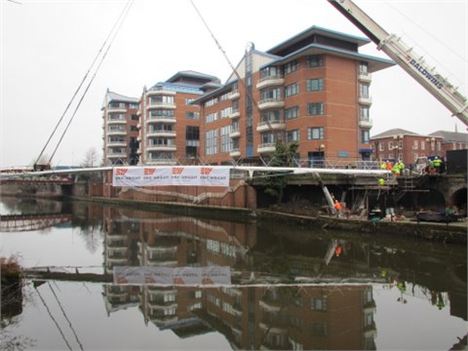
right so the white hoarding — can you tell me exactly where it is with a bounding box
[112,166,230,187]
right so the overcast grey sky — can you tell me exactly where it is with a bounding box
[1,0,467,167]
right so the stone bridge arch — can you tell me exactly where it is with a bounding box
[450,186,467,212]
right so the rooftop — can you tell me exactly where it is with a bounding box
[106,90,139,104]
[371,128,420,139]
[430,130,468,143]
[267,25,370,56]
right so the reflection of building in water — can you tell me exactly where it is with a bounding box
[200,285,376,350]
[101,209,256,337]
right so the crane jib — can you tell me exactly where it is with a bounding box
[407,58,444,90]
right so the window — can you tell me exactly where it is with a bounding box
[220,107,232,118]
[261,132,277,144]
[359,84,370,98]
[284,60,298,74]
[307,78,324,92]
[285,106,299,120]
[260,66,281,79]
[361,130,370,143]
[359,62,368,74]
[186,126,199,141]
[150,109,174,118]
[287,129,300,142]
[421,141,425,150]
[412,140,419,150]
[311,297,327,311]
[149,95,174,105]
[261,110,281,123]
[205,97,218,107]
[185,98,194,105]
[220,126,231,153]
[206,112,218,123]
[131,114,139,121]
[379,143,384,152]
[185,111,199,120]
[284,83,299,97]
[308,127,324,140]
[260,87,282,102]
[308,102,324,116]
[359,106,370,121]
[129,103,139,109]
[130,126,138,132]
[205,129,218,155]
[308,55,324,68]
[311,322,328,337]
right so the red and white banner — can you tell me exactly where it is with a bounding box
[113,266,231,285]
[112,166,230,187]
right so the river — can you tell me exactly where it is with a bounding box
[0,197,466,350]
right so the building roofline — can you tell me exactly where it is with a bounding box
[166,70,220,84]
[267,25,370,55]
[261,43,394,72]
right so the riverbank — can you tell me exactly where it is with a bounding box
[68,195,466,245]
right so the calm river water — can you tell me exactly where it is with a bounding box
[0,197,466,350]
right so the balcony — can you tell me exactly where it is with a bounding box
[358,96,372,105]
[106,152,127,158]
[359,118,373,128]
[147,102,176,110]
[358,72,372,83]
[230,149,241,157]
[146,145,177,152]
[146,130,176,138]
[107,118,126,125]
[107,107,127,113]
[228,110,240,119]
[228,90,240,100]
[107,140,127,147]
[147,116,176,124]
[256,121,286,132]
[256,76,284,89]
[258,98,284,110]
[107,129,127,136]
[229,127,241,138]
[257,143,276,153]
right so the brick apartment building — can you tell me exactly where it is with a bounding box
[193,26,394,165]
[102,90,140,165]
[371,128,468,165]
[137,71,220,165]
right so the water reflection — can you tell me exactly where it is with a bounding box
[1,198,466,350]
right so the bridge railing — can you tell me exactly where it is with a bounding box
[292,159,380,170]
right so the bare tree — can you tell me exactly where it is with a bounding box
[81,147,98,168]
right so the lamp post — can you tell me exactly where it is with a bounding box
[318,143,325,168]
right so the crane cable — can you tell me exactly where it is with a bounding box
[35,0,132,166]
[48,0,133,165]
[189,1,277,136]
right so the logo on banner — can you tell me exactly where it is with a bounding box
[172,167,184,175]
[144,168,156,175]
[115,168,128,176]
[200,167,213,175]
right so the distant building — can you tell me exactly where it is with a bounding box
[137,71,220,165]
[193,26,394,165]
[102,90,140,165]
[429,130,468,155]
[371,128,468,165]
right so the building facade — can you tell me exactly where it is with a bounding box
[137,71,220,165]
[371,128,468,165]
[102,90,140,165]
[194,26,394,165]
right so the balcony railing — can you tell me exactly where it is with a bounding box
[359,118,373,128]
[256,75,284,89]
[147,115,176,123]
[358,72,372,82]
[256,120,286,132]
[358,96,372,105]
[257,143,276,153]
[258,98,284,110]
